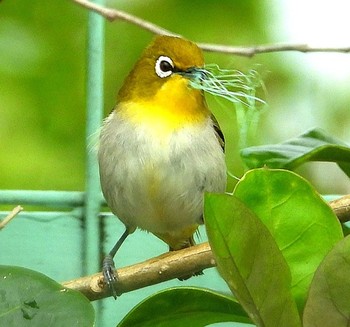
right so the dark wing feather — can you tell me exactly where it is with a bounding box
[211,115,225,151]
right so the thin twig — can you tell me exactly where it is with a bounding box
[199,43,350,57]
[73,0,177,37]
[0,205,23,230]
[72,0,350,57]
[62,242,215,301]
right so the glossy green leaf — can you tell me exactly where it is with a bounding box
[117,287,251,327]
[0,265,94,327]
[233,168,343,311]
[241,128,350,177]
[205,194,301,327]
[303,235,350,327]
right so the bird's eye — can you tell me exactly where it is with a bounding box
[155,56,174,78]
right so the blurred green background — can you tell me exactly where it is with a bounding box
[1,0,349,195]
[1,1,350,326]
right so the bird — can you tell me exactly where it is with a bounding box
[98,35,226,296]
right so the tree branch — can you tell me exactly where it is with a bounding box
[72,0,350,57]
[199,43,350,57]
[329,194,350,223]
[62,196,350,301]
[0,205,23,230]
[73,0,177,37]
[62,242,215,301]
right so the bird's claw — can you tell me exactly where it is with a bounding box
[102,254,118,299]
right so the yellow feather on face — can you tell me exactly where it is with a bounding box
[117,36,205,103]
[119,75,210,139]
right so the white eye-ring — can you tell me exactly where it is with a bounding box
[155,56,174,78]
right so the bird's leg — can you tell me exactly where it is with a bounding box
[103,228,130,299]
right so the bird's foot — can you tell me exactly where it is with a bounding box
[102,254,118,299]
[178,269,204,281]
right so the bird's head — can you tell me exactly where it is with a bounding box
[118,35,207,106]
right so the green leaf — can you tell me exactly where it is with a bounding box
[117,287,251,327]
[204,193,301,327]
[233,168,343,311]
[0,265,94,327]
[303,235,350,327]
[240,128,350,177]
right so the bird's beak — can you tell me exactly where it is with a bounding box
[176,67,207,83]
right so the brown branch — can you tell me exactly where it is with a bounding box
[62,196,350,301]
[72,0,350,57]
[199,43,350,57]
[62,242,215,301]
[329,195,350,223]
[0,205,23,230]
[72,0,177,37]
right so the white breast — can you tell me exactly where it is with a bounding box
[98,110,226,234]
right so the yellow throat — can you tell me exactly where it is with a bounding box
[116,35,210,136]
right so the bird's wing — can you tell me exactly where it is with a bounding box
[211,115,225,151]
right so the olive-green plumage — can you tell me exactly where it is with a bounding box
[118,35,204,102]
